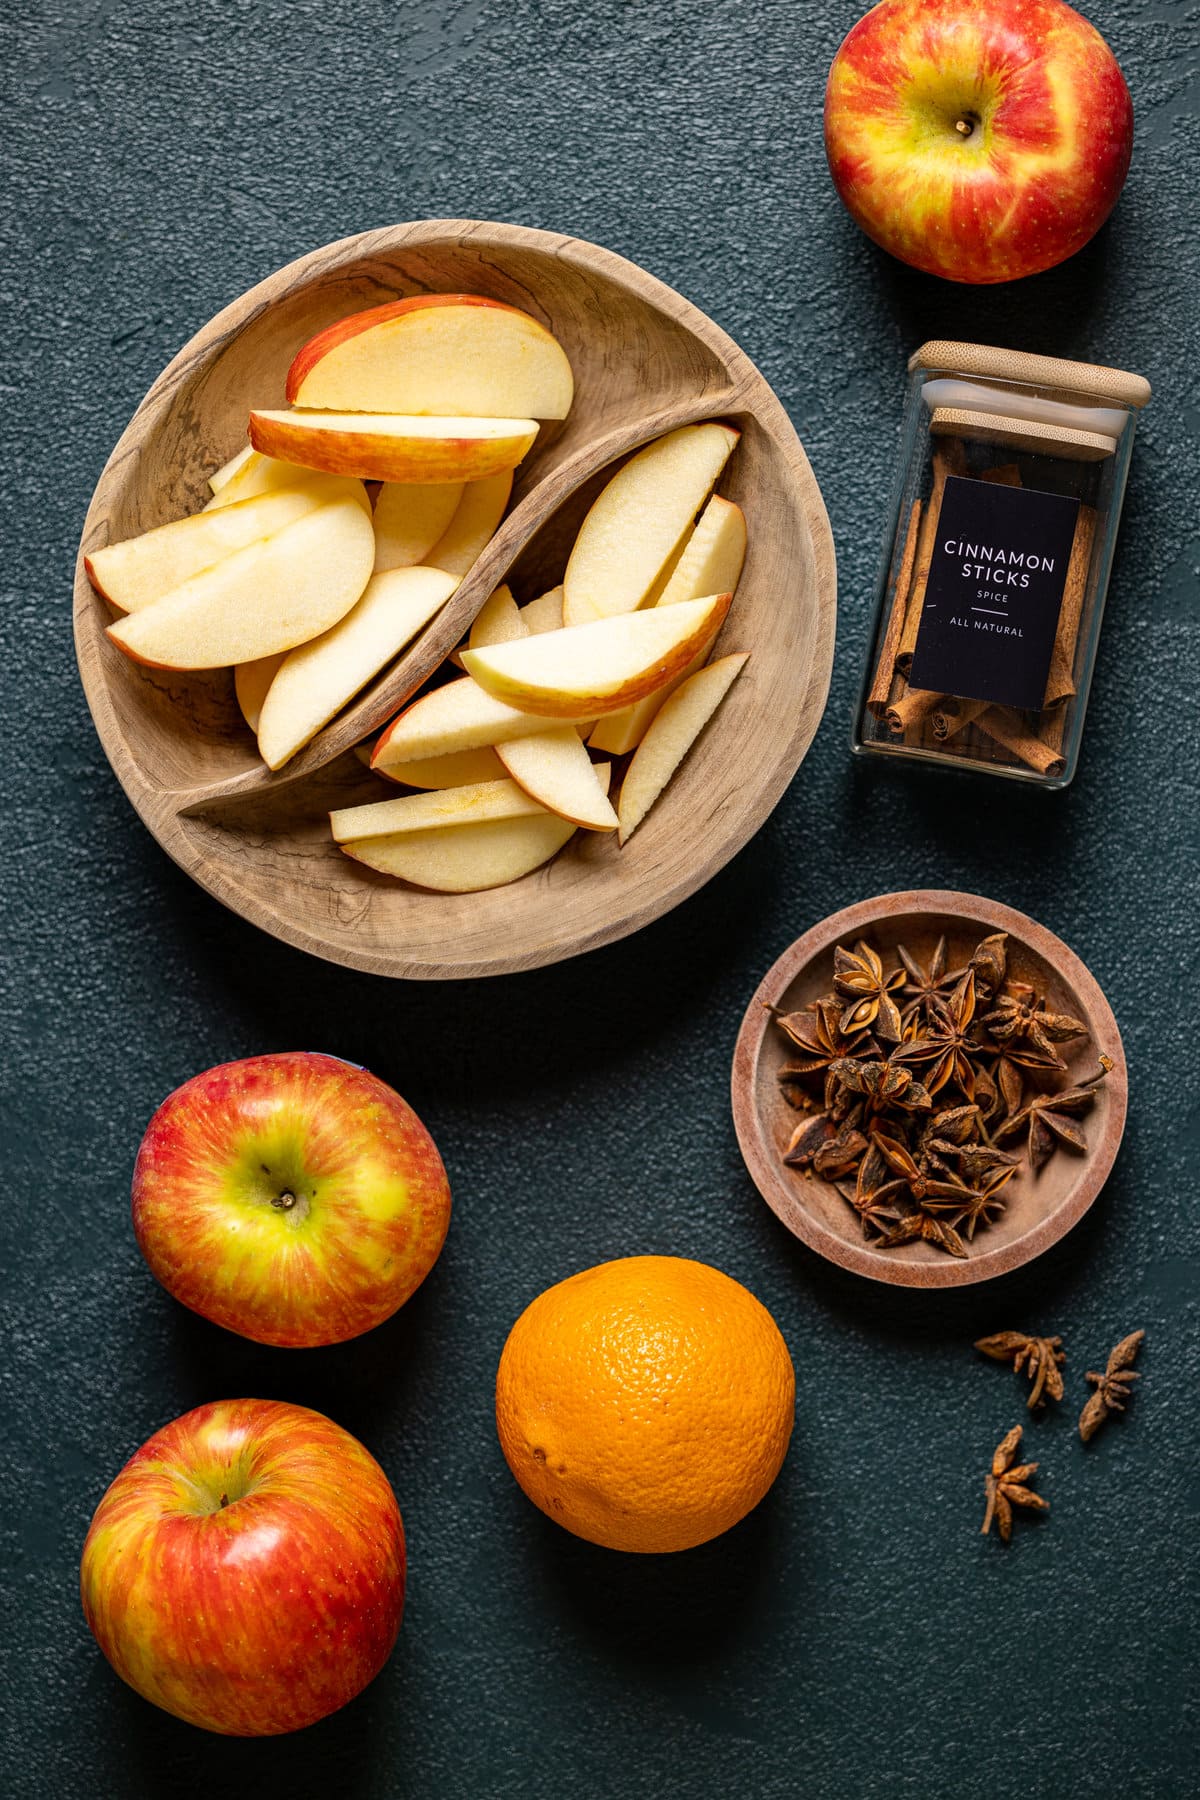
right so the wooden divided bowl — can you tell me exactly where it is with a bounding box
[75,220,836,978]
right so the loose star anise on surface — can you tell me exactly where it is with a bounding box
[975,1331,1066,1409]
[1079,1330,1145,1441]
[995,1057,1114,1174]
[980,1425,1049,1542]
[832,941,906,1041]
[770,928,1112,1259]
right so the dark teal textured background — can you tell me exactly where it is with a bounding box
[2,2,1197,1796]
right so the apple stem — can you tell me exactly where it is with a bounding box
[219,1493,229,1508]
[955,117,974,138]
[271,1190,297,1211]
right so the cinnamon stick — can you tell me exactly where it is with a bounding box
[867,498,923,716]
[932,698,988,742]
[897,439,966,673]
[976,707,1066,778]
[1043,503,1097,708]
[886,684,948,735]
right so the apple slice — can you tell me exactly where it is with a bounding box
[372,676,578,766]
[617,653,748,845]
[248,411,538,485]
[562,422,740,626]
[468,584,523,649]
[372,480,464,572]
[257,566,457,770]
[461,591,731,718]
[235,653,287,734]
[374,748,507,789]
[287,295,574,420]
[342,766,610,893]
[425,471,513,577]
[106,497,374,670]
[497,729,617,831]
[518,586,564,634]
[589,495,747,755]
[86,485,356,613]
[208,446,255,495]
[331,775,546,843]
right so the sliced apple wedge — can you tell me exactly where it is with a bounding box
[468,585,523,649]
[374,748,507,789]
[341,767,610,893]
[617,654,748,844]
[248,411,538,485]
[106,497,374,670]
[497,729,617,831]
[208,445,255,495]
[518,586,564,634]
[330,776,546,843]
[372,675,578,765]
[257,566,457,770]
[86,484,356,613]
[589,495,747,755]
[287,295,574,420]
[235,653,287,734]
[562,422,739,626]
[461,591,731,718]
[425,471,512,577]
[373,480,464,572]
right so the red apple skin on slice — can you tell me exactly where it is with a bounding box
[460,591,732,718]
[287,294,574,420]
[248,411,538,485]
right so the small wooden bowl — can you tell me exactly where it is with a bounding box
[74,220,835,979]
[731,891,1127,1287]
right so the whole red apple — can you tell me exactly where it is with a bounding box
[80,1399,405,1735]
[132,1051,450,1347]
[824,0,1134,283]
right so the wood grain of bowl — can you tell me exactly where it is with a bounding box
[74,220,836,979]
[731,891,1127,1287]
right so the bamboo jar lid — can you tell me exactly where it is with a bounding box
[910,342,1151,410]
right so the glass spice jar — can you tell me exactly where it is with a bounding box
[852,341,1150,787]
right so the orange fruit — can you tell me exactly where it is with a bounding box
[495,1255,794,1553]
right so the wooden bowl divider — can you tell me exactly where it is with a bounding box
[75,221,836,978]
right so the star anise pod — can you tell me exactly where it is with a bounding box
[869,1130,973,1211]
[1079,1329,1145,1442]
[837,1140,907,1236]
[825,1057,932,1118]
[892,971,979,1098]
[950,1140,1020,1187]
[895,935,965,1025]
[928,1164,1017,1239]
[968,932,1008,1002]
[812,1117,870,1179]
[982,983,1087,1069]
[769,997,872,1077]
[782,1111,837,1168]
[877,1208,968,1258]
[996,1057,1113,1174]
[975,1330,1066,1408]
[832,941,905,1042]
[980,1425,1049,1542]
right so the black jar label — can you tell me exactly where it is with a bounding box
[909,476,1080,709]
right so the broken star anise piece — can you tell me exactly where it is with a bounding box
[980,1424,1049,1542]
[968,932,1009,1002]
[832,941,906,1042]
[1079,1329,1145,1442]
[975,1330,1066,1409]
[869,1131,972,1211]
[996,1057,1113,1174]
[929,1165,1016,1240]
